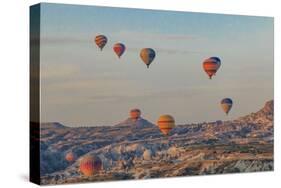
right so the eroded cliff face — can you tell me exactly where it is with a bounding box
[39,100,274,185]
[238,100,273,124]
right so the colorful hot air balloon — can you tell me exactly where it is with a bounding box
[221,98,233,115]
[140,48,156,68]
[130,109,141,121]
[95,35,107,51]
[79,156,102,177]
[157,115,175,136]
[202,57,221,79]
[65,152,75,162]
[113,43,126,58]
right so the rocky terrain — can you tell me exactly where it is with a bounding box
[39,100,273,185]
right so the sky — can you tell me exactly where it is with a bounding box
[39,3,274,126]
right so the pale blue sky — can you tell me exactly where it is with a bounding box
[40,3,273,126]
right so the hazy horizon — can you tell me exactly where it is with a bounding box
[40,3,273,127]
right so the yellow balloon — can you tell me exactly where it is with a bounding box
[221,98,233,115]
[157,115,175,135]
[140,48,156,68]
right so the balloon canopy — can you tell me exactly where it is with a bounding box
[113,43,126,58]
[221,98,233,115]
[157,115,175,136]
[130,109,141,121]
[65,152,75,162]
[95,35,107,51]
[79,156,102,176]
[140,48,156,68]
[203,57,221,79]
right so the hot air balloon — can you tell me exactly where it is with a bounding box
[140,48,156,68]
[130,109,141,121]
[95,35,107,51]
[202,57,221,79]
[65,152,75,162]
[157,115,175,136]
[113,43,126,58]
[221,98,233,115]
[79,156,102,177]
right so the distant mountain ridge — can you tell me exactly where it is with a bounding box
[115,117,155,128]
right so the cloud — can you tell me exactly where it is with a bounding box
[41,31,197,47]
[40,29,212,56]
[41,64,81,79]
[155,48,202,55]
[41,76,144,105]
[45,77,136,91]
[87,88,202,103]
[108,31,209,55]
[111,30,198,41]
[41,36,89,45]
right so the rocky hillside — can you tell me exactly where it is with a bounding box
[39,100,274,185]
[237,100,273,125]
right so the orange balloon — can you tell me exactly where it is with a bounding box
[79,156,102,176]
[157,115,175,136]
[65,152,75,162]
